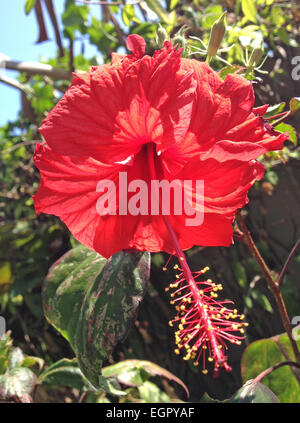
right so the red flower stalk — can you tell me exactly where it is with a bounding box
[33,35,287,374]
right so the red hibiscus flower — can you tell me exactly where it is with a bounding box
[33,35,287,375]
[33,34,287,259]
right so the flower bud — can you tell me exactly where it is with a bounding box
[207,12,227,62]
[172,34,186,49]
[248,43,264,67]
[155,25,168,48]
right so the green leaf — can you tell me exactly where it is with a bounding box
[132,23,157,39]
[22,356,44,371]
[218,65,243,80]
[264,102,286,118]
[241,327,300,402]
[122,5,139,27]
[202,5,223,30]
[241,0,257,23]
[264,170,279,185]
[138,381,170,403]
[8,348,24,370]
[0,367,37,402]
[102,359,189,395]
[25,0,36,15]
[0,261,13,294]
[43,245,150,388]
[251,289,273,313]
[289,97,300,113]
[275,123,297,145]
[98,375,126,396]
[145,0,172,24]
[271,6,285,27]
[233,262,248,289]
[39,358,92,391]
[229,380,279,403]
[62,4,89,27]
[170,0,180,10]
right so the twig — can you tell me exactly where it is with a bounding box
[274,336,300,385]
[34,0,49,43]
[103,4,125,45]
[0,74,33,95]
[253,361,300,384]
[68,38,75,73]
[1,59,72,80]
[278,239,300,287]
[44,0,64,58]
[1,140,38,154]
[236,210,300,364]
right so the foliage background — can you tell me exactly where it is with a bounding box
[0,0,299,402]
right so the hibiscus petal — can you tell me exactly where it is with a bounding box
[33,143,139,258]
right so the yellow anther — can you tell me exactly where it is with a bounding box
[170,301,175,305]
[179,324,184,330]
[218,345,222,349]
[173,264,179,270]
[162,267,167,271]
[240,329,245,334]
[169,321,173,327]
[208,357,214,362]
[174,349,180,355]
[194,362,199,367]
[180,305,185,311]
[176,274,180,279]
[240,314,245,320]
[202,369,208,375]
[165,287,169,292]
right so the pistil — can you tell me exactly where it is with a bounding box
[147,143,247,376]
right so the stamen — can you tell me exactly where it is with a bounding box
[167,266,248,375]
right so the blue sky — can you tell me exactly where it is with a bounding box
[0,0,98,127]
